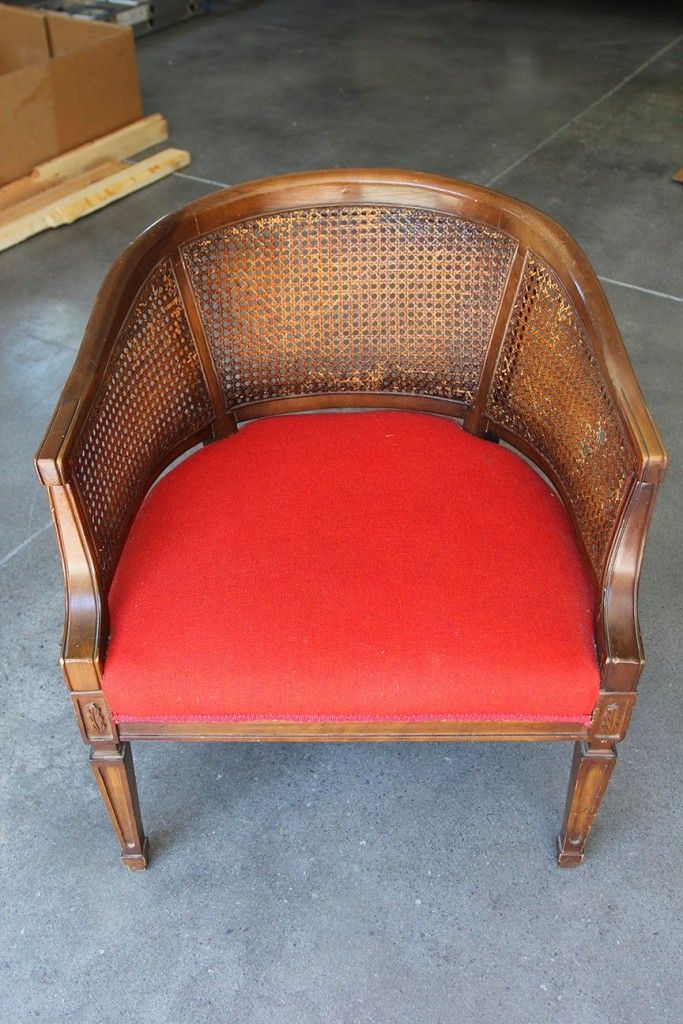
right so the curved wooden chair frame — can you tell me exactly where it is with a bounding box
[35,170,666,868]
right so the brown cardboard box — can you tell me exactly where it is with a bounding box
[0,5,143,185]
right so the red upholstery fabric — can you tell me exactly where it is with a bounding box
[103,412,600,724]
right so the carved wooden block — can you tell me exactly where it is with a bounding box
[589,693,636,742]
[72,693,117,744]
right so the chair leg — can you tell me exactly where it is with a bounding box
[90,742,149,870]
[556,741,617,866]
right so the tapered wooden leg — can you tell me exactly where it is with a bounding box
[557,741,617,866]
[90,743,149,870]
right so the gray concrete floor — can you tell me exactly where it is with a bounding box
[1,2,682,1021]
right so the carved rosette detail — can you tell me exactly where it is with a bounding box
[85,701,108,736]
[599,703,623,736]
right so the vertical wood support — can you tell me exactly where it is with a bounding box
[172,252,237,439]
[90,743,149,870]
[464,246,527,437]
[556,741,617,866]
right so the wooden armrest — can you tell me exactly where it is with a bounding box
[549,249,667,691]
[35,213,214,687]
[478,223,667,693]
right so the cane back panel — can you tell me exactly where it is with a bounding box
[485,253,638,575]
[181,205,517,407]
[70,259,214,588]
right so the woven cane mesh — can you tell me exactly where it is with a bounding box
[182,206,516,406]
[486,253,637,574]
[71,260,213,588]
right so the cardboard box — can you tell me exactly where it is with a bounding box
[0,4,143,185]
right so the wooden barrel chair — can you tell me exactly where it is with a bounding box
[36,170,666,868]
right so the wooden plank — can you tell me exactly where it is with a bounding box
[0,148,190,253]
[118,718,589,743]
[0,161,126,227]
[0,114,169,212]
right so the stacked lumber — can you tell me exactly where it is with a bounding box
[0,115,190,253]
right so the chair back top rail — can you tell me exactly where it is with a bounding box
[36,169,665,484]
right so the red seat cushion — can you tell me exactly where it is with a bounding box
[103,412,600,724]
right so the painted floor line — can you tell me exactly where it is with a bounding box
[598,276,683,304]
[486,32,683,186]
[0,521,52,569]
